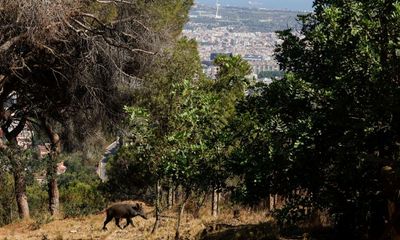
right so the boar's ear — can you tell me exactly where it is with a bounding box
[136,203,140,209]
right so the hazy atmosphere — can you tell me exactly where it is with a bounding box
[196,0,314,11]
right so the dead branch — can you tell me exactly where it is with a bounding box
[0,36,23,53]
[111,16,151,32]
[95,0,135,4]
[72,18,100,33]
[102,36,154,55]
[78,13,113,30]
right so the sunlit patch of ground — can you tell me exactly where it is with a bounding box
[0,202,274,240]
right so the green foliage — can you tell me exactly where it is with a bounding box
[103,146,157,201]
[102,107,157,201]
[0,173,17,226]
[228,75,316,205]
[58,153,106,217]
[106,52,252,206]
[103,37,203,207]
[27,182,48,219]
[139,37,203,135]
[58,153,100,188]
[228,0,400,238]
[61,181,105,217]
[0,0,198,223]
[105,38,204,200]
[274,192,315,228]
[213,55,251,97]
[161,55,251,194]
[162,80,220,190]
[145,0,194,38]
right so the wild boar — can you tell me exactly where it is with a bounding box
[102,203,147,230]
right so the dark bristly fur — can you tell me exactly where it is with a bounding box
[102,203,147,230]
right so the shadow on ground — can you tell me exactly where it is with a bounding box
[197,222,279,240]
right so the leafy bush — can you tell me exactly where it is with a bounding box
[0,173,17,226]
[58,153,106,217]
[61,181,105,217]
[58,153,100,187]
[27,182,48,219]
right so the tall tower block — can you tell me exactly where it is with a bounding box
[215,0,222,19]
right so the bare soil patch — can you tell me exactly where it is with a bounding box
[0,203,273,240]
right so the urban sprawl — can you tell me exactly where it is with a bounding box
[183,4,305,81]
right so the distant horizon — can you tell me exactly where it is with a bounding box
[195,0,314,11]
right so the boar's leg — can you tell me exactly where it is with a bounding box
[102,215,113,230]
[115,218,123,229]
[124,218,134,228]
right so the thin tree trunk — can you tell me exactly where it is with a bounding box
[42,118,61,216]
[13,166,29,219]
[48,178,59,215]
[152,180,161,234]
[217,191,220,214]
[175,185,181,204]
[172,186,176,206]
[10,201,13,223]
[1,117,30,219]
[194,191,208,219]
[269,194,274,211]
[211,188,219,217]
[175,193,189,240]
[47,157,59,216]
[168,186,173,209]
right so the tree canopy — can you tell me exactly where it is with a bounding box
[230,0,400,238]
[0,0,193,219]
[2,1,400,239]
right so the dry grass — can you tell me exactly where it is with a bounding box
[0,202,273,240]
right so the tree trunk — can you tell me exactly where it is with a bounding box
[193,192,208,219]
[378,200,400,240]
[13,167,29,219]
[175,185,181,203]
[211,188,219,217]
[269,194,277,211]
[48,179,59,215]
[42,118,61,216]
[1,117,30,220]
[47,161,59,216]
[175,193,189,240]
[168,186,174,209]
[152,180,161,234]
[172,186,176,206]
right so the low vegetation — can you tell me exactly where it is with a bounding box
[0,202,274,240]
[1,0,400,239]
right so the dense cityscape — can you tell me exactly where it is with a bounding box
[183,4,305,79]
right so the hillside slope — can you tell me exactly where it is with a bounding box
[0,203,271,240]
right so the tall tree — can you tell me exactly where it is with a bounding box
[233,0,400,238]
[0,0,190,217]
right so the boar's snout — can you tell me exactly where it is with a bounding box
[133,203,148,219]
[140,212,148,219]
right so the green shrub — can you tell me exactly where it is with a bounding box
[27,182,48,219]
[56,152,106,217]
[61,181,105,217]
[0,173,17,226]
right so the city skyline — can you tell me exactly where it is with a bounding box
[195,0,314,11]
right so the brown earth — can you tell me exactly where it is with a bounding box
[0,202,273,240]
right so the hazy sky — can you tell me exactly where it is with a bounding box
[196,0,314,11]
